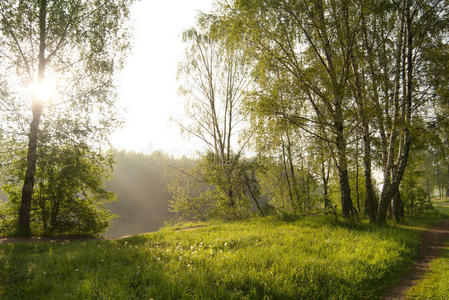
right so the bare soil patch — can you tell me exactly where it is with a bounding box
[384,219,449,299]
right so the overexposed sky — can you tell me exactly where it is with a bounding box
[111,0,215,157]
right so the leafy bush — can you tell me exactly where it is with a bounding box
[0,144,115,236]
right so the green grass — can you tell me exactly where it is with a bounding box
[406,242,449,299]
[405,201,449,299]
[432,197,449,207]
[0,212,447,300]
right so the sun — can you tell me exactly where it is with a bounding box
[28,75,58,104]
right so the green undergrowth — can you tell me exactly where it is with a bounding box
[0,210,447,300]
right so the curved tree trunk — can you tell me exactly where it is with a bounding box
[378,0,413,224]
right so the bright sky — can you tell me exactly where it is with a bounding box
[111,0,215,157]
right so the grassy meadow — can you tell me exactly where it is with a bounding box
[1,210,448,300]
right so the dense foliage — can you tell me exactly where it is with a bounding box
[0,144,115,235]
[170,0,449,224]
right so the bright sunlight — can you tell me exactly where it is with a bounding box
[28,75,58,104]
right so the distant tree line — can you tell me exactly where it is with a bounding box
[105,150,174,238]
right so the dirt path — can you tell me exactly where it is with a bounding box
[384,219,449,300]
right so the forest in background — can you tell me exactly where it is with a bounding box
[104,150,174,238]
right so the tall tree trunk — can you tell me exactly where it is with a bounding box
[286,133,302,211]
[242,169,264,217]
[362,121,377,222]
[306,170,311,211]
[425,177,431,203]
[18,0,47,236]
[334,93,354,218]
[348,25,378,222]
[392,189,404,222]
[355,134,360,214]
[321,157,330,210]
[377,0,405,223]
[378,0,413,223]
[282,143,294,208]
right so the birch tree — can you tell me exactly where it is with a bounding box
[0,0,133,235]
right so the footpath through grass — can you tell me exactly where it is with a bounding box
[406,241,449,299]
[0,211,447,300]
[406,201,449,299]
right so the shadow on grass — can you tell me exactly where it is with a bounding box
[0,210,448,300]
